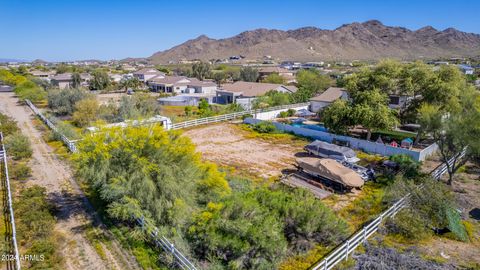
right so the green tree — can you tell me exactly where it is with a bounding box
[189,196,288,269]
[72,98,100,127]
[253,90,292,108]
[240,67,259,82]
[14,80,47,102]
[73,125,230,229]
[155,65,171,74]
[262,73,285,84]
[71,72,82,88]
[197,99,212,117]
[212,72,227,87]
[322,99,353,134]
[119,77,142,90]
[385,178,468,241]
[418,88,480,185]
[351,89,398,140]
[192,62,211,81]
[47,88,90,115]
[292,70,331,102]
[89,70,111,90]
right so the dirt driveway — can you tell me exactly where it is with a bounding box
[184,123,305,178]
[0,92,139,270]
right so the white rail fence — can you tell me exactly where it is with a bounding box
[310,150,467,270]
[25,100,197,269]
[0,133,21,270]
[171,102,309,130]
[136,217,197,270]
[25,100,77,153]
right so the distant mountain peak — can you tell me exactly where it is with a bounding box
[148,21,480,63]
[362,19,384,26]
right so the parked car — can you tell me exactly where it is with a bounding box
[305,140,360,163]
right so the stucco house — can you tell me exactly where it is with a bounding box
[148,76,217,94]
[258,66,296,83]
[309,87,348,112]
[50,73,91,89]
[133,68,165,82]
[216,81,297,109]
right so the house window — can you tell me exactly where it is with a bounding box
[389,96,400,105]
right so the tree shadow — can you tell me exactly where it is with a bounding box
[49,191,102,228]
[469,208,480,221]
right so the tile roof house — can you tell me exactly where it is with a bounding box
[309,87,348,112]
[258,66,296,83]
[133,68,165,82]
[51,73,91,89]
[148,76,217,94]
[216,81,297,109]
[29,70,54,79]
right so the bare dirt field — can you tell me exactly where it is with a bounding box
[0,92,140,270]
[184,123,306,178]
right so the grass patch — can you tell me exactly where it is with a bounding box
[238,124,309,146]
[278,245,330,270]
[111,226,166,270]
[338,182,386,230]
[85,226,109,260]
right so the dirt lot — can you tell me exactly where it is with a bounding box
[184,123,306,178]
[0,92,140,270]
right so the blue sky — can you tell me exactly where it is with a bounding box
[1,0,479,61]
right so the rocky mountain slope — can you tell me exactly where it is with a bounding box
[148,20,480,63]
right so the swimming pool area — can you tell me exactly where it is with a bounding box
[290,123,328,132]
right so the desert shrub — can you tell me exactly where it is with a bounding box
[0,113,20,136]
[384,178,468,241]
[53,121,79,140]
[241,113,253,120]
[354,244,446,269]
[252,121,277,133]
[462,220,476,241]
[389,154,420,179]
[47,88,90,116]
[5,133,32,160]
[14,80,47,102]
[189,198,288,269]
[188,186,348,269]
[72,98,99,127]
[384,209,431,241]
[287,108,296,117]
[10,162,32,180]
[74,125,230,229]
[278,111,289,118]
[15,186,62,268]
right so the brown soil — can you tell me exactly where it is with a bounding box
[0,92,140,270]
[184,123,306,178]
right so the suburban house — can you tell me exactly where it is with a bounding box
[309,87,348,112]
[109,73,124,83]
[29,70,54,80]
[152,76,218,106]
[50,73,91,89]
[216,81,297,109]
[133,68,165,82]
[148,76,217,94]
[258,66,296,83]
[458,64,474,75]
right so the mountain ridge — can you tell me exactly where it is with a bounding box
[148,20,480,63]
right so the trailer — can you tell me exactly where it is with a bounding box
[304,140,360,163]
[296,157,365,190]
